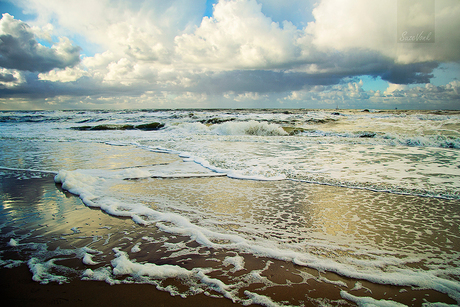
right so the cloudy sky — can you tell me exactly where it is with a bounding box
[0,0,459,110]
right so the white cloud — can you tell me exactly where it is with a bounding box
[223,91,266,102]
[103,58,135,84]
[234,92,267,101]
[82,51,117,70]
[174,91,208,103]
[307,0,460,64]
[38,67,88,83]
[307,0,396,53]
[384,83,408,95]
[105,22,170,63]
[284,90,307,101]
[399,1,435,28]
[175,0,302,69]
[30,23,54,43]
[19,0,207,55]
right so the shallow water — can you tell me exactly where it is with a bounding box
[1,109,460,306]
[1,169,459,306]
[1,109,458,197]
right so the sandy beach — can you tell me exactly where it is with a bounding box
[0,265,241,307]
[1,171,458,306]
[0,173,242,306]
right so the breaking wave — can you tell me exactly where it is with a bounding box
[170,120,287,136]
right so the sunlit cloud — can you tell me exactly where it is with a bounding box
[0,0,459,110]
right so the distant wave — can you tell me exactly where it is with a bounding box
[170,120,287,136]
[211,121,288,136]
[297,130,460,149]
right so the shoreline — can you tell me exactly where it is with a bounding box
[0,265,240,307]
[1,172,459,306]
[1,258,457,307]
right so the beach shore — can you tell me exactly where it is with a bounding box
[0,173,241,306]
[0,265,241,307]
[1,172,458,306]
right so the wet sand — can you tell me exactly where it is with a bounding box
[0,173,242,306]
[0,265,240,307]
[1,172,459,306]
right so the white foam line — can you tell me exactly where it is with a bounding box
[0,166,58,174]
[111,248,235,300]
[141,145,286,181]
[340,290,407,307]
[244,290,289,307]
[54,169,460,303]
[110,163,170,170]
[149,173,227,179]
[182,155,286,181]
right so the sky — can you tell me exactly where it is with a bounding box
[0,0,459,110]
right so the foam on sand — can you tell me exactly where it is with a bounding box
[340,290,407,307]
[52,168,460,304]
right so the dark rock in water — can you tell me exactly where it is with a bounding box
[134,122,165,130]
[362,109,370,112]
[331,112,341,116]
[73,125,93,130]
[91,124,120,130]
[358,132,376,138]
[71,122,164,131]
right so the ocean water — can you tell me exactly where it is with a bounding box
[1,109,460,306]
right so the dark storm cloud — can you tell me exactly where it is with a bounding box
[0,72,148,99]
[0,60,443,100]
[308,49,441,87]
[380,62,439,84]
[0,13,81,72]
[185,53,440,95]
[185,70,342,94]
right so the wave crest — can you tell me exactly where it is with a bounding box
[211,120,287,136]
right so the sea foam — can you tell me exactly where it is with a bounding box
[210,120,288,136]
[52,168,460,303]
[170,120,287,136]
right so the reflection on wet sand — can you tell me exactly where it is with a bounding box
[1,171,459,306]
[109,175,460,260]
[0,141,180,173]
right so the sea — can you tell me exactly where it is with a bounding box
[0,108,459,306]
